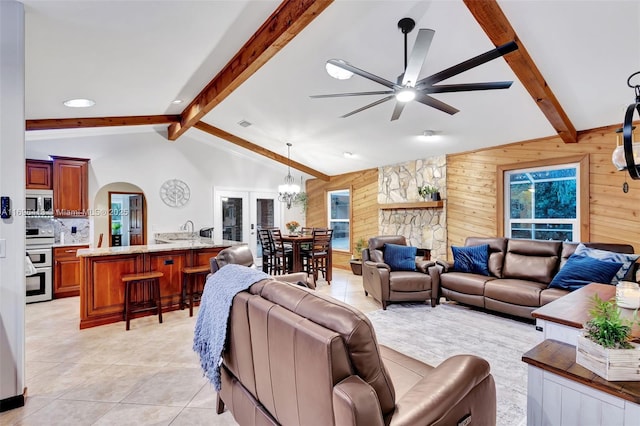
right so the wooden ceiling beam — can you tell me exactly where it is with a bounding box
[26,115,180,131]
[168,0,333,141]
[194,121,330,181]
[464,0,578,144]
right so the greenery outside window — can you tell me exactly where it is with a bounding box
[328,189,349,250]
[498,155,589,242]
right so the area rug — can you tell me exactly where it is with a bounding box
[366,301,538,426]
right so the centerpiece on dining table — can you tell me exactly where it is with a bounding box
[285,221,300,235]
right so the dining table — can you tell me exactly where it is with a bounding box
[280,234,333,283]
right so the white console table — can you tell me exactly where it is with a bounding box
[523,284,640,426]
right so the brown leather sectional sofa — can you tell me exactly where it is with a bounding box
[432,237,635,319]
[216,278,497,425]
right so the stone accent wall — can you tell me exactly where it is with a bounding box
[378,156,447,260]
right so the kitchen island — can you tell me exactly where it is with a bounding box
[77,240,239,329]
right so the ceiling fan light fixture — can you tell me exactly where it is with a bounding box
[63,98,95,108]
[325,60,353,80]
[395,88,415,103]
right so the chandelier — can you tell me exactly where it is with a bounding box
[278,143,300,209]
[612,71,640,180]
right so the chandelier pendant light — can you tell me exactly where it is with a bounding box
[619,71,640,179]
[278,143,300,209]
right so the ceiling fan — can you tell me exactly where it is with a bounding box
[310,17,519,121]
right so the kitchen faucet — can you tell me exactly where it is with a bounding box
[181,220,195,239]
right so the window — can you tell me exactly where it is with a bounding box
[328,189,350,250]
[504,162,581,241]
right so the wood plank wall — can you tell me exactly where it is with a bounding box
[306,168,378,269]
[304,123,640,268]
[446,124,640,260]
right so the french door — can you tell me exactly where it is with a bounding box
[213,189,281,261]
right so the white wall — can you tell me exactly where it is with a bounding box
[26,127,308,244]
[0,0,25,406]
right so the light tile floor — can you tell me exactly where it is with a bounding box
[1,269,378,425]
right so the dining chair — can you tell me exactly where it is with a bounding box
[258,228,277,274]
[270,228,293,274]
[302,228,333,284]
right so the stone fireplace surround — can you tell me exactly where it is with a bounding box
[378,156,446,261]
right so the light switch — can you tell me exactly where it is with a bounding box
[0,239,5,258]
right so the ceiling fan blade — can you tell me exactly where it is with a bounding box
[310,90,394,98]
[415,41,518,88]
[390,102,406,121]
[340,95,395,118]
[414,92,459,115]
[327,59,400,90]
[402,29,435,86]
[426,81,513,93]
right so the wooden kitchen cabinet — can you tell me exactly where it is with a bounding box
[53,245,89,298]
[52,156,90,217]
[78,245,227,329]
[26,159,53,189]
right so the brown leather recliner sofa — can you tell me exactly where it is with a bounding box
[362,235,438,309]
[217,277,497,425]
[210,244,314,288]
[432,237,635,319]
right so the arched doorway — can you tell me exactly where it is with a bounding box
[94,182,146,247]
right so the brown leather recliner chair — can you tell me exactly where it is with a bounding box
[216,277,497,425]
[362,235,437,309]
[210,244,313,288]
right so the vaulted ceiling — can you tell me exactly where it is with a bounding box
[22,0,640,178]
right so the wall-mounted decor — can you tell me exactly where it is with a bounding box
[160,178,190,208]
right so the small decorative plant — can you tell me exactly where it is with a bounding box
[583,294,634,349]
[418,185,438,200]
[285,221,300,234]
[353,238,366,260]
[111,222,122,235]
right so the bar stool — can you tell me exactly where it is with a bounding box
[121,271,164,331]
[181,265,211,317]
[302,229,333,284]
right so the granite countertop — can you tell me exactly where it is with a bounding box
[53,242,91,248]
[76,240,242,257]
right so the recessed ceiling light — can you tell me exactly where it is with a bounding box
[63,98,95,108]
[419,130,440,142]
[326,60,354,80]
[343,151,355,158]
[171,99,183,104]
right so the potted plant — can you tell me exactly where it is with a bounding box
[349,238,367,275]
[575,294,640,381]
[294,192,308,213]
[111,222,121,235]
[418,185,441,201]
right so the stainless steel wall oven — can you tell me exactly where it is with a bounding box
[26,226,54,303]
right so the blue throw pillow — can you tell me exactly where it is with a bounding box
[383,243,417,271]
[574,243,639,284]
[451,244,490,276]
[549,254,623,291]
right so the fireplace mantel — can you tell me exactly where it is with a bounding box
[379,200,444,210]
